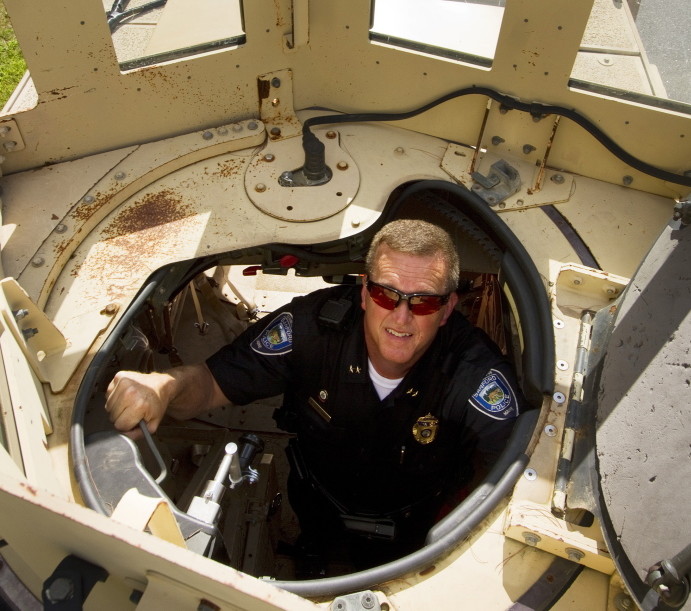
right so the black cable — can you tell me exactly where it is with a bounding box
[303,86,691,187]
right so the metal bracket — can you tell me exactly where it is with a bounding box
[646,543,691,608]
[673,197,691,226]
[330,590,381,611]
[471,159,521,206]
[42,555,108,610]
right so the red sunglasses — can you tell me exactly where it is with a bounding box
[366,280,450,316]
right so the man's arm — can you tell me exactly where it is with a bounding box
[105,364,230,434]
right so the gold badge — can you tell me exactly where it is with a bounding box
[412,413,439,445]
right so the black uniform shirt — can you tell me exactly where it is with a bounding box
[207,285,524,517]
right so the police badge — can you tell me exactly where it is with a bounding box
[412,413,439,444]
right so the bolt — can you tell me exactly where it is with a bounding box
[271,77,281,88]
[255,183,266,193]
[523,532,541,546]
[523,144,536,155]
[104,303,119,316]
[202,131,213,140]
[247,121,259,130]
[270,127,281,137]
[491,136,505,146]
[82,195,95,204]
[604,285,617,295]
[22,328,39,340]
[271,98,280,107]
[114,171,126,181]
[553,392,566,404]
[623,175,633,186]
[263,153,275,162]
[551,173,565,184]
[55,223,68,234]
[614,593,634,611]
[361,592,376,610]
[13,309,29,321]
[566,548,585,562]
[326,131,337,139]
[337,161,348,170]
[524,468,537,481]
[544,424,557,437]
[31,256,45,268]
[45,577,74,603]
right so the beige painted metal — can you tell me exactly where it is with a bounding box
[0,0,688,198]
[0,474,318,610]
[556,264,629,317]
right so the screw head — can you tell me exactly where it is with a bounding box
[523,532,541,546]
[82,195,95,204]
[263,153,275,162]
[566,548,585,562]
[337,161,348,170]
[544,424,557,437]
[55,223,68,234]
[255,183,266,193]
[114,171,126,180]
[31,256,45,268]
[271,77,281,88]
[247,121,259,131]
[202,131,213,140]
[326,131,337,139]
[524,468,538,481]
[361,592,376,609]
[551,173,565,184]
[270,127,281,137]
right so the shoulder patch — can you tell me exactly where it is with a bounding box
[251,312,293,356]
[469,368,519,420]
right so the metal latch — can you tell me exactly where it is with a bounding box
[471,159,521,206]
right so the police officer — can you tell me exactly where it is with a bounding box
[105,219,524,573]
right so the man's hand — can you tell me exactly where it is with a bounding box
[105,370,173,434]
[105,364,230,435]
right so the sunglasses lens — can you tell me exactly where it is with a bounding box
[369,283,399,310]
[409,296,444,315]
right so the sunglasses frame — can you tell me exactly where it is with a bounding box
[366,279,451,315]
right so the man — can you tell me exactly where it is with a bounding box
[106,219,524,572]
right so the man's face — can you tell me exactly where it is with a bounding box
[361,244,458,379]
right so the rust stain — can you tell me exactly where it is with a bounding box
[101,189,192,239]
[212,159,243,179]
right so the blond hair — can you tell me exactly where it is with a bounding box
[365,219,460,293]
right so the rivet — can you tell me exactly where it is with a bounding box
[31,256,45,268]
[622,175,633,186]
[326,131,337,139]
[271,77,281,88]
[351,218,361,228]
[271,98,280,107]
[566,548,585,562]
[524,468,537,481]
[55,223,68,234]
[13,309,29,321]
[554,319,565,328]
[104,303,119,316]
[553,392,566,404]
[491,136,505,146]
[270,127,281,137]
[498,202,506,209]
[544,424,557,437]
[217,126,228,136]
[551,174,565,184]
[523,144,536,154]
[523,532,541,546]
[573,277,583,286]
[232,123,244,132]
[604,285,617,295]
[82,195,95,204]
[22,328,39,340]
[263,153,275,162]
[247,121,259,131]
[337,161,348,170]
[557,360,569,371]
[255,183,266,193]
[394,146,405,154]
[202,131,214,140]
